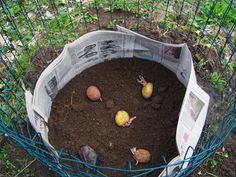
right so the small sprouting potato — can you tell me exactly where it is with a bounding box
[115,110,129,127]
[79,145,97,165]
[86,86,102,101]
[142,82,153,99]
[131,147,151,165]
[137,75,153,99]
[115,111,136,127]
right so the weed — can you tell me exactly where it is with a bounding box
[0,147,17,175]
[207,147,229,172]
[227,61,236,71]
[83,13,98,24]
[197,146,229,176]
[221,57,236,71]
[197,0,236,28]
[208,71,227,91]
[107,20,116,29]
[197,59,208,71]
[196,36,212,49]
[0,145,34,176]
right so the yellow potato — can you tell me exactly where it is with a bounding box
[142,82,153,98]
[115,110,129,127]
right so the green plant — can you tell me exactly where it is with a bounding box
[0,147,17,174]
[83,12,98,24]
[107,20,116,29]
[0,44,39,126]
[158,20,177,31]
[196,0,236,28]
[196,36,212,49]
[101,0,156,17]
[197,146,229,177]
[227,61,236,71]
[221,57,236,71]
[0,145,34,176]
[208,71,226,91]
[197,59,208,71]
[207,147,229,172]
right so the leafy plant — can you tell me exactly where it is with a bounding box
[197,0,236,28]
[196,36,212,49]
[107,20,116,29]
[197,146,229,176]
[0,147,17,174]
[0,145,34,176]
[207,147,229,172]
[208,71,226,91]
[196,59,208,71]
[83,12,98,24]
[221,57,236,71]
[227,61,236,71]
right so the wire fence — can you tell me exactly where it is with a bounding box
[0,0,235,176]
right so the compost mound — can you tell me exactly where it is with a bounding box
[49,58,186,169]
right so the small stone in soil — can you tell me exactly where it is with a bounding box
[71,103,85,111]
[105,100,114,109]
[151,102,161,110]
[113,106,121,113]
[97,146,105,154]
[158,86,168,93]
[108,111,114,119]
[108,142,114,150]
[152,94,163,104]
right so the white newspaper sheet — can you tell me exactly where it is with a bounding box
[25,27,210,176]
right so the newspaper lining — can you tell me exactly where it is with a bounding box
[25,26,210,176]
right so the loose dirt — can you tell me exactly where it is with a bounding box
[48,58,186,173]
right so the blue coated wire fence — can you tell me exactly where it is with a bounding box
[0,0,235,176]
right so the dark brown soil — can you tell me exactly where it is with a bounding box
[215,132,236,177]
[48,58,186,172]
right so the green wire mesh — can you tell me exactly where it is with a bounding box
[0,0,235,176]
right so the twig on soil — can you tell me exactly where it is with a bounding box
[14,158,36,177]
[205,171,218,177]
[160,30,168,37]
[70,91,75,105]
